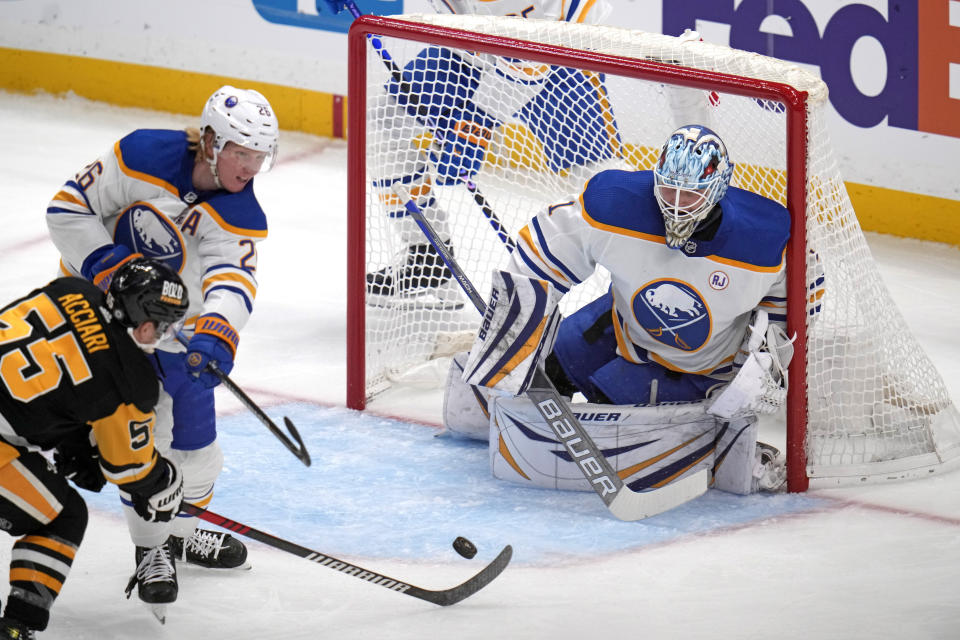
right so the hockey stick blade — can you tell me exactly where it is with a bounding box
[182,504,512,606]
[525,381,709,520]
[393,184,709,520]
[175,333,311,466]
[608,469,709,520]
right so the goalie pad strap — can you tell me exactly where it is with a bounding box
[463,270,561,395]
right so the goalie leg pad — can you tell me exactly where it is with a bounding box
[462,270,562,395]
[711,415,759,495]
[443,352,504,441]
[490,397,718,492]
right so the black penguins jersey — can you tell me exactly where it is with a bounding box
[0,278,162,488]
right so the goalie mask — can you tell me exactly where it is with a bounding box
[654,125,734,248]
[200,85,279,180]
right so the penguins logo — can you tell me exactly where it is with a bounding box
[633,280,711,351]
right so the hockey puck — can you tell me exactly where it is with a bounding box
[452,536,477,559]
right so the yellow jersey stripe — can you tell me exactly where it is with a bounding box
[197,202,268,238]
[202,272,258,299]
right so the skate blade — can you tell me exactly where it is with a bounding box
[182,559,253,571]
[148,603,167,625]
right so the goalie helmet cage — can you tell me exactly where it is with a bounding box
[345,14,960,492]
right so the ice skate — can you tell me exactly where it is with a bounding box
[366,243,464,310]
[0,617,35,640]
[125,542,177,624]
[753,442,787,493]
[170,529,251,570]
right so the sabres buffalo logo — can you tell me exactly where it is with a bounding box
[633,280,711,352]
[113,202,185,273]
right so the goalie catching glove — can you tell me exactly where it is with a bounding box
[708,309,795,419]
[461,270,562,395]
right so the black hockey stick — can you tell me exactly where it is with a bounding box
[393,184,708,520]
[461,171,517,253]
[181,504,512,606]
[176,334,311,467]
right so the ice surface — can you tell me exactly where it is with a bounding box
[1,91,958,639]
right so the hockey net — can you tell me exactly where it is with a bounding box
[346,14,960,491]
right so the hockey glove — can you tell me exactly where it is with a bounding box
[430,107,498,184]
[462,270,563,395]
[708,310,795,419]
[185,315,239,388]
[83,244,144,292]
[317,0,347,13]
[130,457,183,523]
[54,430,106,493]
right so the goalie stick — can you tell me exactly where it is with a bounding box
[393,183,709,521]
[181,504,512,606]
[176,334,311,467]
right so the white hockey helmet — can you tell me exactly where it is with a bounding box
[200,85,279,173]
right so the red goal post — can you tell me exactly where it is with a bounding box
[346,14,960,493]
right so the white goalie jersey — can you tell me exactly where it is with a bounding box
[46,129,265,347]
[507,169,790,380]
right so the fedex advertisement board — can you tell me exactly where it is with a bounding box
[0,0,957,235]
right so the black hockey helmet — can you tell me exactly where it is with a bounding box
[106,257,189,333]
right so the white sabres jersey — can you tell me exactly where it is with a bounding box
[46,129,265,350]
[507,169,790,378]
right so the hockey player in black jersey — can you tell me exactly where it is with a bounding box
[0,258,188,638]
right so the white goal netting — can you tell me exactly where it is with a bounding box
[347,14,960,489]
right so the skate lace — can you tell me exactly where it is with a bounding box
[185,530,225,560]
[137,545,175,584]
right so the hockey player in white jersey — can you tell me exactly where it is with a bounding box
[514,125,789,403]
[445,125,795,495]
[45,86,278,610]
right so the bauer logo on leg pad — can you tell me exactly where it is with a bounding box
[463,270,562,395]
[491,396,718,493]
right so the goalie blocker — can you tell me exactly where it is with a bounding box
[461,270,562,395]
[444,352,784,495]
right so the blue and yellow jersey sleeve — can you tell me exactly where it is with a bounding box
[181,187,267,333]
